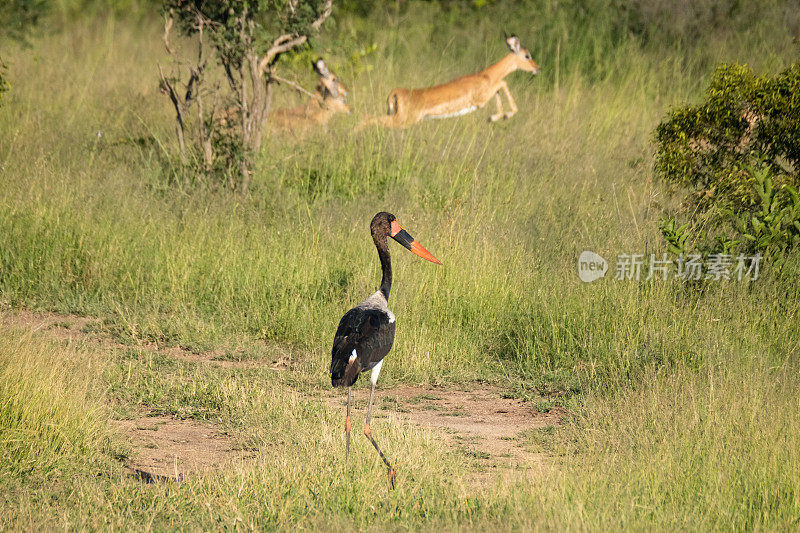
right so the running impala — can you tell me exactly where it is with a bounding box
[358,35,539,130]
[270,59,352,133]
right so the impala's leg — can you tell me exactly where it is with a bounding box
[489,93,505,122]
[499,81,518,120]
[364,381,396,488]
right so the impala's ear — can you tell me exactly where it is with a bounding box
[313,58,332,79]
[506,35,521,53]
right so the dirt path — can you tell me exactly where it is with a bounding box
[325,385,561,482]
[0,310,280,479]
[3,309,560,482]
[112,416,254,480]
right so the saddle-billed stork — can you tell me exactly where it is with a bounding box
[330,212,441,488]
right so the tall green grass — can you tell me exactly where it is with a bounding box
[530,355,800,529]
[1,10,795,386]
[3,324,798,530]
[0,329,112,481]
[1,1,799,529]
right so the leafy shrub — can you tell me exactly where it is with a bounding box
[615,0,799,46]
[654,60,800,259]
[158,0,333,194]
[0,0,48,106]
[0,0,47,44]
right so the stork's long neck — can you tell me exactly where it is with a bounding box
[375,234,392,300]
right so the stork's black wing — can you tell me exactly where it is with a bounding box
[330,306,396,387]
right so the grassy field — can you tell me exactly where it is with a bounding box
[1,1,800,529]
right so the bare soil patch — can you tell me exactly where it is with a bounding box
[0,309,97,343]
[1,309,262,481]
[113,415,254,480]
[325,384,563,482]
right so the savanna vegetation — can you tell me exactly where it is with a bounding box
[1,0,800,529]
[656,61,800,259]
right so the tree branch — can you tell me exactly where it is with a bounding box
[255,0,333,76]
[311,0,333,30]
[223,61,241,102]
[163,13,174,55]
[258,34,308,75]
[271,74,319,100]
[158,62,186,163]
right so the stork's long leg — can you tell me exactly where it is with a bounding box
[345,386,352,462]
[364,381,396,488]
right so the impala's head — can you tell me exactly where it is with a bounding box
[506,35,539,74]
[313,58,352,114]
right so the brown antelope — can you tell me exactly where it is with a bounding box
[358,36,539,130]
[216,59,351,134]
[269,59,352,133]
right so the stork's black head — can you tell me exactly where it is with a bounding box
[371,212,441,264]
[370,212,394,242]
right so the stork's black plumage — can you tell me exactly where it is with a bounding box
[330,304,395,387]
[329,211,440,489]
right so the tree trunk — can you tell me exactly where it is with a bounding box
[239,157,251,195]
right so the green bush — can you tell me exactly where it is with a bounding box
[0,0,48,106]
[0,0,47,44]
[654,60,800,258]
[158,0,333,193]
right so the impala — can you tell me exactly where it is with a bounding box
[269,59,352,133]
[358,36,539,130]
[218,60,351,133]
